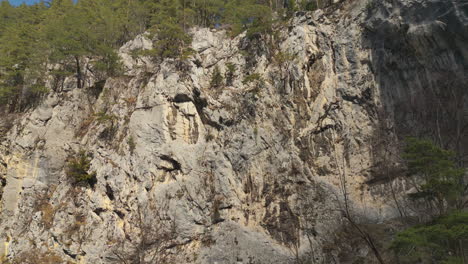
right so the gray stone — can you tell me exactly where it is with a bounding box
[0,0,467,263]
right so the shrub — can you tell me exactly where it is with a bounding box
[303,1,318,11]
[225,63,236,86]
[273,51,296,66]
[20,84,49,108]
[391,211,468,264]
[205,132,215,142]
[127,136,136,154]
[66,150,97,187]
[224,2,273,38]
[226,63,236,75]
[179,47,196,61]
[242,73,263,85]
[286,0,298,17]
[211,198,222,224]
[210,66,223,88]
[94,111,117,123]
[92,49,123,78]
[243,73,264,98]
[149,21,193,60]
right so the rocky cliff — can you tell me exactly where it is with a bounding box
[1,0,467,263]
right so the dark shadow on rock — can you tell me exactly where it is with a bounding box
[364,0,468,185]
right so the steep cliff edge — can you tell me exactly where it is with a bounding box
[0,0,467,263]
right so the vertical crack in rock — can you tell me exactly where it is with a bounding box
[0,1,467,263]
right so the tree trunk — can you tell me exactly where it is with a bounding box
[332,132,386,264]
[75,56,82,88]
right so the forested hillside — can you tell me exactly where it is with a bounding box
[0,0,326,111]
[0,0,467,263]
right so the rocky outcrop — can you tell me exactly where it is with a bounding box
[0,0,466,263]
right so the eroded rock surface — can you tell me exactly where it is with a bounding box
[0,0,467,263]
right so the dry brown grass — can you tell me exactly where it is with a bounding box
[76,113,96,138]
[39,202,55,229]
[10,249,67,264]
[123,96,137,107]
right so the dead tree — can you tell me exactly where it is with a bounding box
[112,201,176,264]
[331,132,386,264]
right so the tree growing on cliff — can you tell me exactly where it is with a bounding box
[139,0,193,59]
[224,0,273,38]
[0,2,48,110]
[390,138,468,263]
[391,211,468,264]
[66,150,97,187]
[0,0,338,113]
[402,138,466,216]
[45,0,127,87]
[210,66,223,88]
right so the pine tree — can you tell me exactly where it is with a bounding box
[0,0,328,111]
[210,66,223,88]
[142,0,193,59]
[0,2,47,109]
[225,0,273,38]
[390,138,468,264]
[44,0,90,88]
[403,138,465,215]
[391,211,468,264]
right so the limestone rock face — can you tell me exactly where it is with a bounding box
[0,0,467,263]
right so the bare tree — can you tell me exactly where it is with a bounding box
[112,201,176,264]
[331,132,385,264]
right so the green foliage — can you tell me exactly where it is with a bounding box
[0,0,330,111]
[442,257,465,264]
[300,0,318,11]
[179,47,196,60]
[22,84,49,106]
[127,136,136,154]
[88,80,106,98]
[391,138,468,263]
[0,2,48,108]
[225,0,273,38]
[142,0,193,59]
[391,211,468,264]
[92,49,124,78]
[0,86,19,105]
[152,21,192,59]
[403,138,465,213]
[0,0,131,109]
[44,0,88,61]
[286,0,299,17]
[243,73,264,97]
[226,63,236,75]
[66,150,97,186]
[273,51,297,66]
[94,111,117,123]
[30,85,49,95]
[225,62,236,85]
[43,0,132,86]
[210,66,223,88]
[242,73,264,85]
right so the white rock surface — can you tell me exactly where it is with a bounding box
[0,0,467,263]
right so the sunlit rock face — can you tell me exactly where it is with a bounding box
[0,0,466,263]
